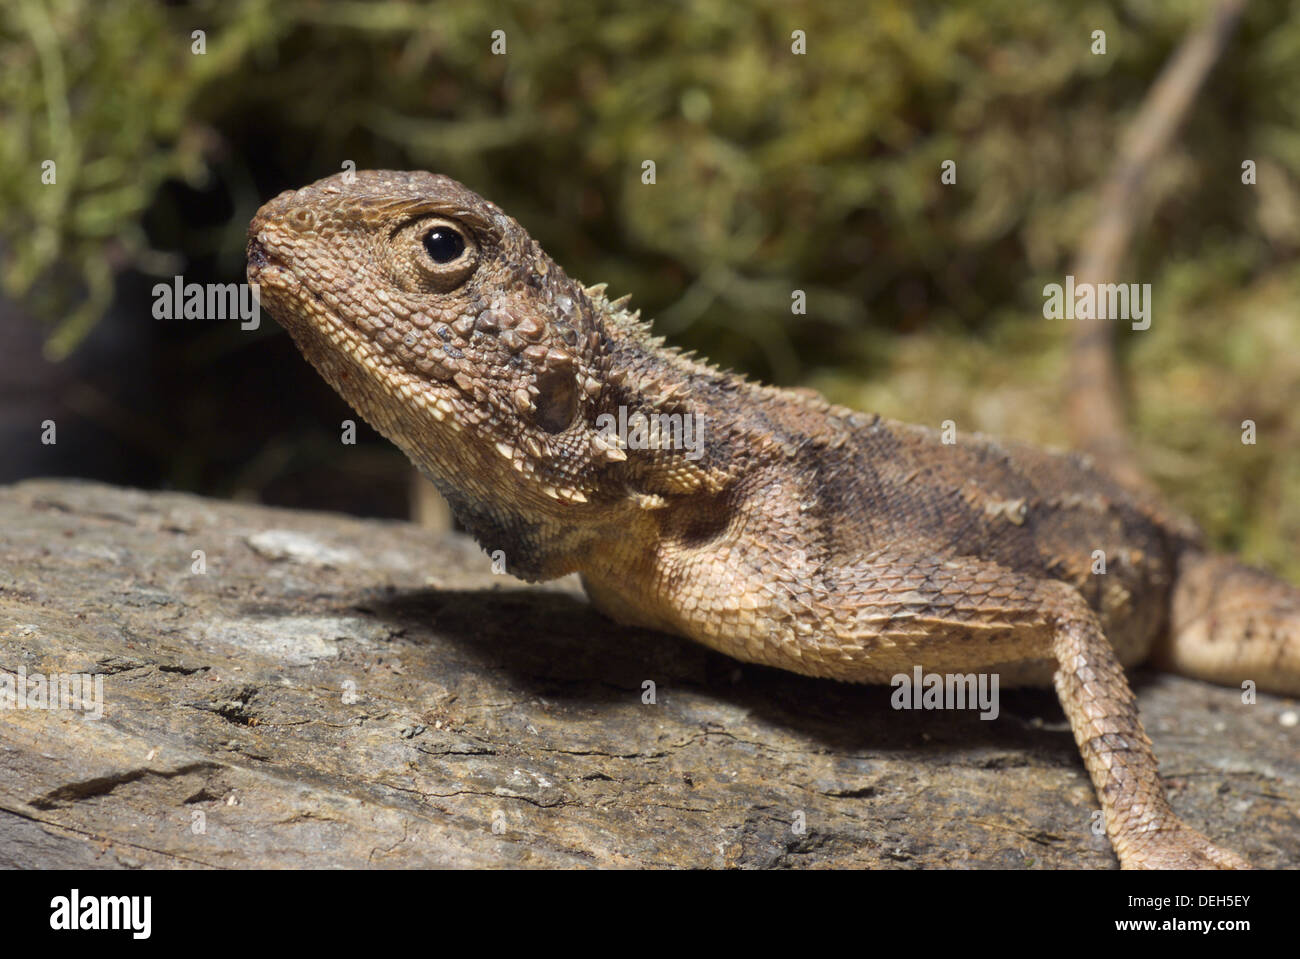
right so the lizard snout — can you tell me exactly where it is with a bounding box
[246,232,271,271]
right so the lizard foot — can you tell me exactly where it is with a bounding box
[1118,822,1251,870]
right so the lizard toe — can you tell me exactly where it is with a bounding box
[1119,823,1251,870]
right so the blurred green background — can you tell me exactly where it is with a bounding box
[1,0,1297,579]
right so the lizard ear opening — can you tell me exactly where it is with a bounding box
[533,366,579,433]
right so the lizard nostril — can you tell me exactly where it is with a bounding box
[289,208,317,232]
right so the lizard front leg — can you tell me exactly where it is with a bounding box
[1044,577,1249,869]
[588,546,1250,869]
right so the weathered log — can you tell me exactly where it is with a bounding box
[0,479,1295,868]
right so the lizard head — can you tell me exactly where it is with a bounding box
[247,169,683,578]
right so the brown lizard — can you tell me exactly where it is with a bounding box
[247,169,1299,869]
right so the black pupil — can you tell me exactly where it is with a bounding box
[423,227,465,263]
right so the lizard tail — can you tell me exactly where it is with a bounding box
[1159,551,1300,696]
[1066,0,1245,493]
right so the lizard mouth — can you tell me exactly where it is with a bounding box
[246,234,272,271]
[245,234,300,295]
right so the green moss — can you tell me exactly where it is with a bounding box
[3,0,1297,570]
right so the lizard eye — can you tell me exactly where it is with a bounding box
[392,216,479,292]
[423,226,465,263]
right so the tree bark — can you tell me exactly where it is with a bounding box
[0,479,1294,868]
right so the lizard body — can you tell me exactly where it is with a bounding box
[248,170,1300,869]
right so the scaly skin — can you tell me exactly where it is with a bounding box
[248,169,1300,869]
